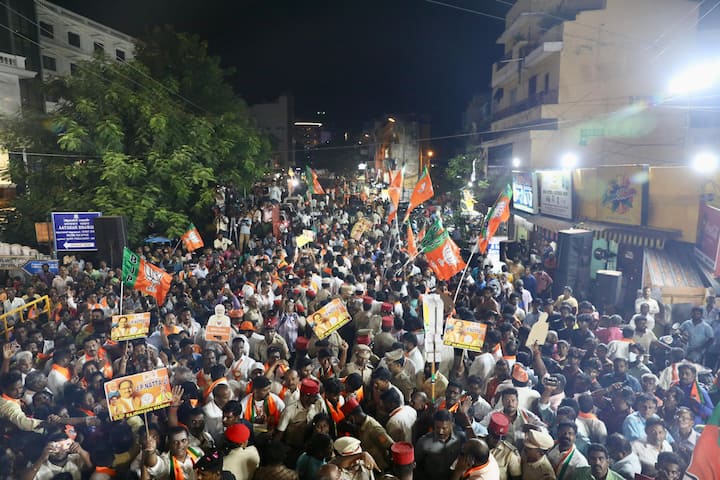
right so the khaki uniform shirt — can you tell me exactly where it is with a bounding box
[521,456,556,480]
[357,415,394,472]
[492,440,523,480]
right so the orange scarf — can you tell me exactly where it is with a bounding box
[94,466,116,477]
[203,377,227,401]
[325,397,345,424]
[244,394,280,427]
[462,461,489,479]
[1,393,20,405]
[170,447,200,480]
[245,380,253,395]
[52,364,72,381]
[577,411,597,420]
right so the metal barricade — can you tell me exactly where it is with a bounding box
[0,295,52,340]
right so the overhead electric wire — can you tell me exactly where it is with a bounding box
[0,0,213,116]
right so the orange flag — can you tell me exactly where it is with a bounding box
[387,169,403,224]
[417,225,426,243]
[122,248,173,305]
[180,224,204,252]
[420,219,466,281]
[477,184,513,254]
[407,223,418,257]
[404,167,434,222]
[306,166,325,195]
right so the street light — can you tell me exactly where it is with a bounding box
[427,150,434,158]
[512,157,521,168]
[561,152,578,169]
[387,117,396,123]
[692,151,719,173]
[668,61,720,96]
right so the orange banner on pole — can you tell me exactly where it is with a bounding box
[443,318,487,352]
[181,224,204,252]
[387,169,403,224]
[111,312,150,341]
[105,368,172,421]
[308,298,351,340]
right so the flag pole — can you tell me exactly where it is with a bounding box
[452,244,477,305]
[119,281,124,316]
[169,238,182,257]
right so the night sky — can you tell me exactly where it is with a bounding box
[51,0,507,136]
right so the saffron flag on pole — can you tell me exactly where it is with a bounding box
[404,167,434,222]
[477,184,513,254]
[686,401,720,480]
[407,223,418,257]
[387,169,403,224]
[180,224,204,252]
[419,219,466,281]
[122,248,172,305]
[306,166,325,195]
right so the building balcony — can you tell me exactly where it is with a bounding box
[0,53,36,79]
[523,41,563,68]
[491,59,522,88]
[492,89,559,121]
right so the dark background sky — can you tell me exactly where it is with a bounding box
[52,0,507,136]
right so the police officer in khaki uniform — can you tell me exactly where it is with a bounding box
[486,411,522,480]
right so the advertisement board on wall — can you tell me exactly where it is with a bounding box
[594,166,647,226]
[512,171,538,214]
[695,203,720,277]
[539,171,573,219]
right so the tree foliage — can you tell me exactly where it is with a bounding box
[2,32,270,245]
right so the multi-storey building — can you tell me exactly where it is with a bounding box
[485,0,699,170]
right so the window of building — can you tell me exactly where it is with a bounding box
[116,49,125,61]
[67,31,80,47]
[70,63,78,75]
[528,75,537,97]
[39,21,53,39]
[41,55,56,71]
[93,41,104,53]
[544,73,550,93]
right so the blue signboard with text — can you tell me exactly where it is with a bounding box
[52,212,101,251]
[22,260,59,276]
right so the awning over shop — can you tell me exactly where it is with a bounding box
[512,212,575,242]
[644,243,705,289]
[513,211,681,249]
[575,221,681,250]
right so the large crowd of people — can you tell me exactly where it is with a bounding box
[0,179,713,480]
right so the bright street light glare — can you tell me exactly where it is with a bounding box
[668,61,720,95]
[358,162,367,170]
[387,117,396,123]
[290,178,299,186]
[692,152,719,173]
[561,153,578,169]
[512,157,521,168]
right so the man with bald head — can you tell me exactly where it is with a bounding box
[318,463,341,480]
[450,438,500,480]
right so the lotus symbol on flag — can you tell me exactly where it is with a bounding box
[442,242,458,266]
[144,263,162,292]
[418,183,426,193]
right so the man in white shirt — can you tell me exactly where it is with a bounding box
[3,288,25,324]
[144,426,203,480]
[382,388,417,443]
[634,287,660,324]
[192,258,209,279]
[203,383,233,443]
[26,435,92,480]
[401,332,424,373]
